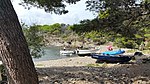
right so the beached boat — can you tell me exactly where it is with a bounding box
[91,54,131,63]
[76,49,99,56]
[60,50,75,56]
[102,49,125,55]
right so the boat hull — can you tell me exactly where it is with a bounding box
[91,54,131,63]
[77,53,92,56]
[76,49,99,56]
[60,50,75,56]
[102,49,125,55]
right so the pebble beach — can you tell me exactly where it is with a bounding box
[35,55,150,84]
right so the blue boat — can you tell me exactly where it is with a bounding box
[102,49,125,55]
[91,54,131,63]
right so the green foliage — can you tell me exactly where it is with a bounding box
[68,19,100,34]
[81,31,108,45]
[114,37,138,48]
[144,28,150,41]
[39,23,61,35]
[67,25,74,30]
[126,49,137,53]
[145,42,150,49]
[127,49,150,55]
[86,0,149,34]
[84,0,150,49]
[144,34,150,37]
[135,34,143,39]
[23,24,45,58]
[86,63,101,67]
[144,0,150,3]
[84,31,99,39]
[20,0,80,14]
[21,0,150,50]
[99,9,109,19]
[38,25,50,32]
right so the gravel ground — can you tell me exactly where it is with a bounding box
[35,56,150,84]
[34,56,97,67]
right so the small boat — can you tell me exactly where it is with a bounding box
[102,49,125,55]
[91,54,131,63]
[76,49,99,56]
[60,50,75,56]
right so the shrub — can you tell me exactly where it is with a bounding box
[145,42,150,50]
[114,37,137,49]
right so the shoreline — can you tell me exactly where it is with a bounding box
[34,55,133,68]
[34,47,150,68]
[34,56,97,68]
[36,56,150,84]
[34,50,150,84]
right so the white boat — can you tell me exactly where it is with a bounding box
[75,49,99,56]
[60,50,75,56]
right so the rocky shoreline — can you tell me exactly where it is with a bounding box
[37,64,150,84]
[35,56,150,84]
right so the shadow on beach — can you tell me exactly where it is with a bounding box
[37,63,150,84]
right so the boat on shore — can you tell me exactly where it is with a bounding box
[102,49,125,55]
[91,54,131,63]
[60,50,75,56]
[76,49,99,56]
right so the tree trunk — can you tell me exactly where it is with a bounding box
[0,0,38,84]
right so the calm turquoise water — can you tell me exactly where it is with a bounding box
[32,46,77,62]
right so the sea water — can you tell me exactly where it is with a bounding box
[32,46,77,62]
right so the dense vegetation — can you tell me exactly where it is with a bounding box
[23,0,150,51]
[69,0,150,49]
[22,24,45,58]
[24,16,150,50]
[22,23,71,57]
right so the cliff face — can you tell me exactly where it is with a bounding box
[43,35,98,48]
[44,35,64,46]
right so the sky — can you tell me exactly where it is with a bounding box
[12,0,96,25]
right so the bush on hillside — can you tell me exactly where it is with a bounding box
[114,37,137,49]
[145,42,150,50]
